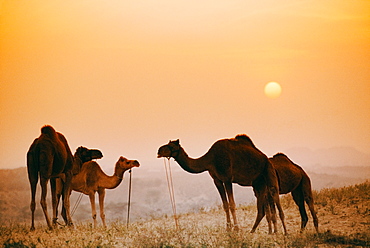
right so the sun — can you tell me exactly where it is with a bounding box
[264,82,282,99]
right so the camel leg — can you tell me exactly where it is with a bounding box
[27,146,40,231]
[62,172,73,227]
[50,178,59,227]
[56,178,68,224]
[264,199,273,234]
[224,181,239,230]
[28,167,38,231]
[251,182,268,233]
[291,189,308,232]
[213,179,231,230]
[302,179,319,233]
[267,192,278,233]
[40,177,53,230]
[271,188,286,234]
[98,188,106,228]
[29,176,38,231]
[89,193,97,228]
[264,193,278,234]
[61,185,74,225]
[265,163,287,234]
[61,204,67,224]
[306,198,319,233]
[61,187,73,225]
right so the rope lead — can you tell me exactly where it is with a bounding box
[163,158,179,229]
[71,192,83,217]
[126,169,132,227]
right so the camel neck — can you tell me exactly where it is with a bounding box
[174,147,209,174]
[100,168,128,189]
[72,157,83,175]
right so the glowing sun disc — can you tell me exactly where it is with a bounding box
[264,82,282,99]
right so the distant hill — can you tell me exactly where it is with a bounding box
[283,146,370,186]
[285,146,370,169]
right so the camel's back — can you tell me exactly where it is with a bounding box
[36,126,73,174]
[80,161,104,187]
[210,137,270,185]
[270,153,304,173]
[270,153,307,193]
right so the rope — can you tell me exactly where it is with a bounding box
[163,158,179,229]
[71,192,83,217]
[126,169,132,227]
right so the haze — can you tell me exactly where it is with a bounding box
[1,0,369,171]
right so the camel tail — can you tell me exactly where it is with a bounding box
[274,168,282,192]
[27,139,40,183]
[41,125,57,138]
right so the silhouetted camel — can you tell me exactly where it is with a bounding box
[157,135,287,233]
[262,153,319,233]
[70,156,140,227]
[27,125,74,230]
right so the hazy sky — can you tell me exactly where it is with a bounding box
[1,0,369,171]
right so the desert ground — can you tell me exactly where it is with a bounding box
[1,181,369,247]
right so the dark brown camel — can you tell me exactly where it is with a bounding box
[70,156,140,227]
[56,146,103,225]
[27,125,74,230]
[72,146,104,174]
[157,135,287,233]
[263,153,319,233]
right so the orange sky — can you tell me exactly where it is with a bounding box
[1,0,369,170]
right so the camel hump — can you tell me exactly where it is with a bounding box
[272,152,288,159]
[234,134,256,147]
[41,125,57,138]
[273,153,303,169]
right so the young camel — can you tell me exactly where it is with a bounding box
[262,153,319,233]
[71,156,140,227]
[27,125,74,230]
[157,135,287,234]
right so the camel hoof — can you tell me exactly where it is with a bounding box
[226,224,232,232]
[30,226,35,231]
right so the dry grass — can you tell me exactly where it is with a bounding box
[1,181,369,247]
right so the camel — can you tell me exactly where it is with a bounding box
[72,146,104,174]
[157,135,287,233]
[55,146,103,225]
[70,156,140,227]
[262,153,319,233]
[27,125,74,230]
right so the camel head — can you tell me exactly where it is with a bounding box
[75,146,103,163]
[157,139,181,159]
[116,156,140,172]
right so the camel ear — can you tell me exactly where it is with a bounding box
[174,139,180,145]
[119,156,125,162]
